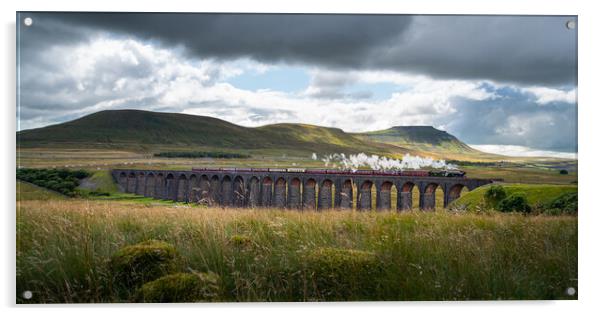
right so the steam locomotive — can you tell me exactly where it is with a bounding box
[191,167,466,178]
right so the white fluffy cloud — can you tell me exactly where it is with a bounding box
[469,144,577,159]
[20,36,500,133]
[521,86,577,105]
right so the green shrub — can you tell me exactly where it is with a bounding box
[136,272,221,303]
[545,192,577,215]
[228,234,254,248]
[483,185,506,208]
[498,194,531,213]
[559,169,569,175]
[303,247,384,300]
[109,240,179,293]
[16,168,90,196]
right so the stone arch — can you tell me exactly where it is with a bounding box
[127,172,136,193]
[399,181,415,211]
[221,175,232,206]
[165,173,176,200]
[319,179,334,209]
[118,172,127,191]
[445,183,467,208]
[378,181,393,211]
[136,172,146,195]
[248,177,261,207]
[188,174,198,203]
[421,182,439,210]
[358,180,373,211]
[145,173,155,197]
[233,176,246,207]
[303,179,317,209]
[288,178,301,209]
[176,174,188,202]
[210,175,220,205]
[274,177,287,208]
[155,173,165,199]
[261,177,273,206]
[340,179,353,209]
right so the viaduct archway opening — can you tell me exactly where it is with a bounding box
[136,172,145,195]
[445,184,469,208]
[358,180,373,211]
[127,172,136,193]
[221,176,232,206]
[274,178,287,208]
[188,174,198,203]
[155,173,165,199]
[319,179,334,209]
[233,176,246,207]
[303,179,317,209]
[118,172,127,191]
[261,177,273,207]
[210,175,220,205]
[176,174,188,202]
[288,178,301,209]
[340,179,353,209]
[378,181,393,210]
[248,177,260,207]
[145,173,155,197]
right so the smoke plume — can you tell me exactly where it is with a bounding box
[312,153,457,171]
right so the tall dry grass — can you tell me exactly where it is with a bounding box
[16,200,577,302]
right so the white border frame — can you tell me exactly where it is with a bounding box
[2,0,599,315]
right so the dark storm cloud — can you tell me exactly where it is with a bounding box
[437,87,577,153]
[19,13,576,86]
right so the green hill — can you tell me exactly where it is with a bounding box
[354,126,480,154]
[16,110,405,155]
[450,183,577,211]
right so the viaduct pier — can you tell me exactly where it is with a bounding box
[111,168,495,211]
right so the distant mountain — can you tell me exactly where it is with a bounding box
[354,126,481,154]
[17,110,492,159]
[16,110,402,154]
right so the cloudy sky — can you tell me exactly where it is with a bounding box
[17,13,577,157]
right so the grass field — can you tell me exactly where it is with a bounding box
[17,198,577,303]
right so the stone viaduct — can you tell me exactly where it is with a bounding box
[112,169,494,211]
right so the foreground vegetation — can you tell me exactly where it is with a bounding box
[451,183,578,214]
[17,199,577,303]
[16,168,90,196]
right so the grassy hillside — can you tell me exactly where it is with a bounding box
[17,180,66,201]
[17,110,412,156]
[354,126,503,161]
[450,183,578,211]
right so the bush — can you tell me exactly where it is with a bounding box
[16,168,90,196]
[109,240,179,293]
[228,234,254,248]
[136,272,221,303]
[484,185,506,208]
[303,247,384,300]
[559,169,569,175]
[545,192,577,215]
[498,194,531,213]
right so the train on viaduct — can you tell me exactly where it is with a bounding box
[111,167,496,211]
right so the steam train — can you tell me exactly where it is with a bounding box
[191,167,466,178]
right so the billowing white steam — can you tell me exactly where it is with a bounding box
[312,153,457,171]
